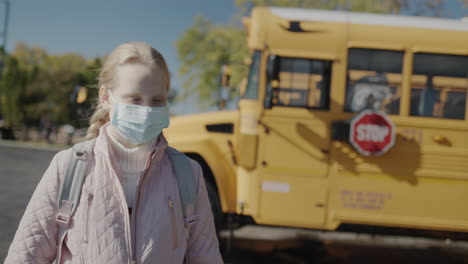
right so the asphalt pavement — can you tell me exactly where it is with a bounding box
[0,142,58,261]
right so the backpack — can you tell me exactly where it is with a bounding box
[54,138,198,263]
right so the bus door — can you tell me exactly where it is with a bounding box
[254,55,334,228]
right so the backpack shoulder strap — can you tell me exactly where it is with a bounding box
[57,138,96,216]
[166,147,198,219]
[55,138,95,263]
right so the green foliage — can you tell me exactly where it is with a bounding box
[176,15,249,107]
[0,43,102,129]
[0,57,25,127]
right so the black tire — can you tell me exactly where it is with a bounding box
[205,179,223,234]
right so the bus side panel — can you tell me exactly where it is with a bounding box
[327,120,468,232]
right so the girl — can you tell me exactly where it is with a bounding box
[5,42,223,264]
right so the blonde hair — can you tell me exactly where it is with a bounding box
[86,42,170,139]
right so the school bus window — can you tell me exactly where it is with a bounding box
[345,48,404,115]
[243,50,261,100]
[409,53,468,120]
[271,57,331,109]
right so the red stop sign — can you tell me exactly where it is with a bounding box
[349,110,396,156]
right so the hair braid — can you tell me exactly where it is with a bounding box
[86,102,110,139]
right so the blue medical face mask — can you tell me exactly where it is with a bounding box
[108,90,170,144]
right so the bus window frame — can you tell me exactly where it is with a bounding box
[264,55,332,110]
[408,51,468,121]
[344,48,405,116]
[242,50,262,100]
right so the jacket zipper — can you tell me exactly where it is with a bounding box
[168,197,179,249]
[110,159,138,264]
[130,151,155,264]
[83,193,94,243]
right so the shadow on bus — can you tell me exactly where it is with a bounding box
[331,134,421,186]
[296,118,421,186]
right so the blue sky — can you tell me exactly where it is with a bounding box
[6,0,237,76]
[6,0,237,57]
[4,0,468,114]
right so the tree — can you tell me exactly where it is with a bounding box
[0,42,103,139]
[0,56,27,127]
[176,15,248,108]
[177,0,468,104]
[71,57,102,128]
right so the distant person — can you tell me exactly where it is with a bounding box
[5,42,223,264]
[40,115,53,143]
[62,124,75,146]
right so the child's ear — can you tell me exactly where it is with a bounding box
[99,86,110,108]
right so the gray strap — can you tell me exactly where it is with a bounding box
[55,139,95,264]
[55,200,72,263]
[58,139,96,216]
[167,147,198,218]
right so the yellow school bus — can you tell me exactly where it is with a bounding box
[165,7,468,236]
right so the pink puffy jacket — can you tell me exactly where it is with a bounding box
[4,125,223,264]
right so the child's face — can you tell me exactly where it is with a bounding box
[108,63,168,108]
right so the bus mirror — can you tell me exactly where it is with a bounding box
[218,98,227,110]
[267,55,280,81]
[220,65,231,87]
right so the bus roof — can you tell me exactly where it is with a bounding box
[270,7,468,32]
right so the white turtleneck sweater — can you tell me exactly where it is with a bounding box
[106,126,157,209]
